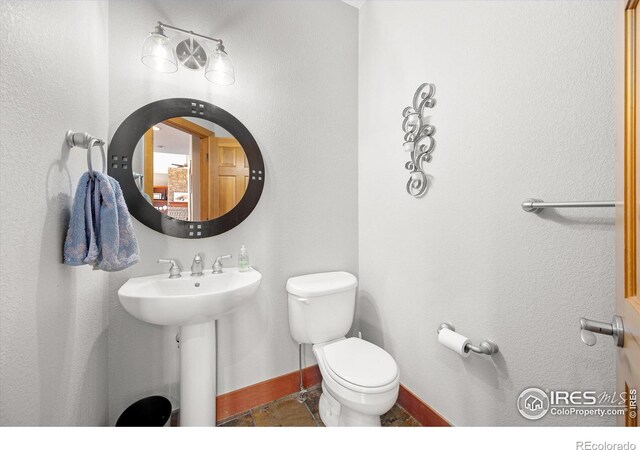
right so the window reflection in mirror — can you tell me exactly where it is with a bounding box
[132,117,249,221]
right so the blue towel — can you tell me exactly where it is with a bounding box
[64,172,140,271]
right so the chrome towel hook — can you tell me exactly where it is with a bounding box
[65,130,107,179]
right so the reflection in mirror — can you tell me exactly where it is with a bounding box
[132,117,249,221]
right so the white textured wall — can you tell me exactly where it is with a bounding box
[107,0,358,424]
[358,1,617,426]
[0,1,110,425]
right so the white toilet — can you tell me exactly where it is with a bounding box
[286,271,399,427]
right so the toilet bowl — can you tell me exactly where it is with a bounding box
[313,337,399,426]
[286,271,399,426]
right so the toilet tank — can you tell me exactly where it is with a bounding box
[286,271,358,344]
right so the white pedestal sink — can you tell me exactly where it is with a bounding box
[118,268,261,426]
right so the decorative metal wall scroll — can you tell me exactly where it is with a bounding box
[402,83,436,197]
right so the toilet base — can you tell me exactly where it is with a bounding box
[318,383,381,427]
[319,390,340,427]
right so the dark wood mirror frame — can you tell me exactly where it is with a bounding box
[108,98,265,239]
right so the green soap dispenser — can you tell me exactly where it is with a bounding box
[238,244,250,272]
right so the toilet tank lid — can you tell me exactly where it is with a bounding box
[286,271,357,298]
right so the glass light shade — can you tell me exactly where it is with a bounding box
[141,31,178,73]
[204,48,235,85]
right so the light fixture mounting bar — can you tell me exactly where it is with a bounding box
[158,22,223,44]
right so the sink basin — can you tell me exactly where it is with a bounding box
[118,267,262,326]
[117,267,262,427]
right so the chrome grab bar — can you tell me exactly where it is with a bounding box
[522,198,616,213]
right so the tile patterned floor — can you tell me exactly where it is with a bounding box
[218,385,421,427]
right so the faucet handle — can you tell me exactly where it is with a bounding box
[212,254,232,274]
[158,259,181,278]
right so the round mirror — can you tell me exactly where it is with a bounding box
[108,99,264,238]
[132,117,249,221]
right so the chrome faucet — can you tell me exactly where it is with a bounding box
[158,259,181,278]
[212,254,232,274]
[191,253,204,276]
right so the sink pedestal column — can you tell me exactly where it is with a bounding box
[179,321,216,426]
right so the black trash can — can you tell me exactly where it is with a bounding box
[116,396,172,427]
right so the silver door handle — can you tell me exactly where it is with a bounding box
[579,315,624,348]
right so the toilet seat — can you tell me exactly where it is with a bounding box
[320,338,399,394]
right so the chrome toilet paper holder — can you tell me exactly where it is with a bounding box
[437,322,499,356]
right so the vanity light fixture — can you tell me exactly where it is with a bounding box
[141,22,235,86]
